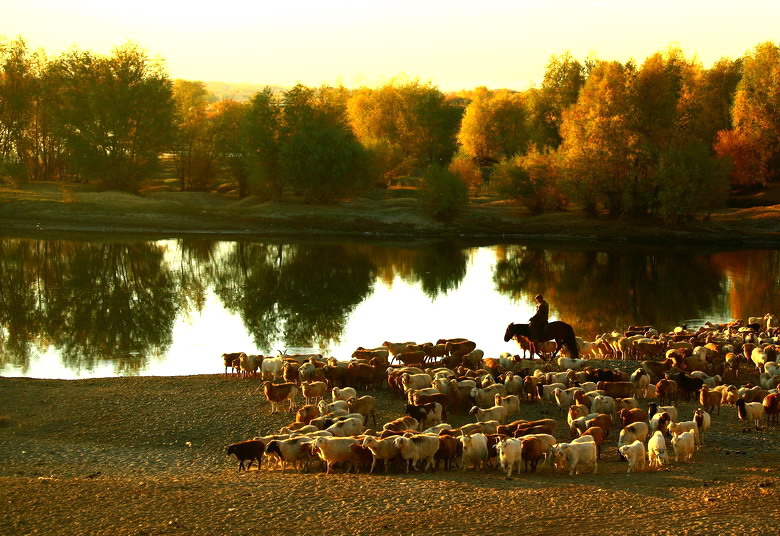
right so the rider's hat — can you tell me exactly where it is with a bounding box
[535,294,543,300]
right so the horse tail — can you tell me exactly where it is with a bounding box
[564,325,579,359]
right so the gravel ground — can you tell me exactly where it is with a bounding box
[1,368,779,535]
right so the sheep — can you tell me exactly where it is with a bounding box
[736,399,765,430]
[238,353,259,377]
[656,379,678,405]
[226,439,265,471]
[553,387,582,415]
[537,382,567,403]
[469,405,508,424]
[763,393,780,427]
[630,368,651,398]
[261,355,285,380]
[520,437,545,474]
[362,436,401,474]
[495,394,521,419]
[618,440,646,474]
[344,395,377,426]
[459,433,489,471]
[471,384,508,408]
[424,423,453,435]
[331,386,357,403]
[558,357,585,370]
[496,437,523,478]
[265,437,318,473]
[434,435,462,471]
[690,371,721,389]
[670,431,695,462]
[579,426,606,459]
[693,408,711,443]
[699,385,722,415]
[317,399,349,416]
[405,402,443,430]
[738,385,767,403]
[618,408,648,428]
[394,434,440,473]
[648,402,678,424]
[615,397,640,412]
[590,395,616,417]
[325,416,364,437]
[223,352,245,376]
[401,372,433,393]
[301,381,328,405]
[619,422,649,450]
[311,436,360,474]
[584,414,613,440]
[596,381,635,400]
[647,431,669,469]
[551,441,598,475]
[569,413,599,438]
[262,382,299,413]
[383,416,419,432]
[751,347,769,371]
[668,420,700,446]
[503,371,524,396]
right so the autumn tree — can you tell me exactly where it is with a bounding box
[727,42,780,187]
[457,87,529,166]
[559,60,637,215]
[347,80,461,181]
[490,146,562,214]
[527,52,586,148]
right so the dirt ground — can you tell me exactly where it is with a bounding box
[1,367,779,536]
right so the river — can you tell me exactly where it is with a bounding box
[0,235,777,378]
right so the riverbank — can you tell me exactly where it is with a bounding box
[3,182,780,245]
[1,373,778,535]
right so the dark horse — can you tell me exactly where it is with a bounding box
[504,321,579,360]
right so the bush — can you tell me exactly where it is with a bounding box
[491,147,561,214]
[448,152,483,191]
[419,165,469,221]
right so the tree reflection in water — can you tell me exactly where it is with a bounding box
[1,236,778,376]
[493,244,730,336]
[0,239,177,373]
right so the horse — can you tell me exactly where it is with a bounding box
[504,321,579,361]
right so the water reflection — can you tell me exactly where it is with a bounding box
[0,236,777,377]
[493,244,730,336]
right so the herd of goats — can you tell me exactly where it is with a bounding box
[221,314,780,477]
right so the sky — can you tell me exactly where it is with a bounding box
[3,1,779,91]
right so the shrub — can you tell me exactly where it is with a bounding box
[491,147,561,214]
[419,165,469,222]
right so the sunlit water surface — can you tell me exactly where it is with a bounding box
[1,236,777,379]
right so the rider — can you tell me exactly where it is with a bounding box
[528,294,549,342]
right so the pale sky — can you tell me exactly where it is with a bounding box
[3,1,778,91]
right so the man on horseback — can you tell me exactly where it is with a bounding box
[528,294,549,343]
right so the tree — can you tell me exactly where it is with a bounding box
[210,99,250,196]
[172,79,217,191]
[559,60,637,215]
[528,52,586,148]
[51,43,175,191]
[490,146,561,214]
[346,80,461,175]
[419,164,468,222]
[729,42,780,186]
[457,87,529,166]
[653,139,729,224]
[243,87,282,199]
[279,84,370,203]
[0,37,36,182]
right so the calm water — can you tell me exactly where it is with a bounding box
[1,236,778,379]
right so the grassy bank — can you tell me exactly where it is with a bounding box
[2,181,780,245]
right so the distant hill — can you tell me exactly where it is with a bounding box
[202,81,287,102]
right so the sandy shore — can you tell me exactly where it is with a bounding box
[1,372,779,535]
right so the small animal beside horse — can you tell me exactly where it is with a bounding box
[504,322,579,361]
